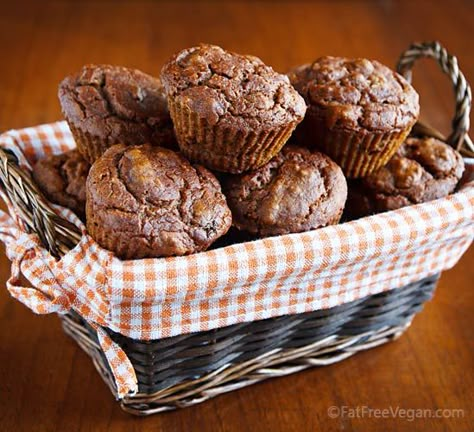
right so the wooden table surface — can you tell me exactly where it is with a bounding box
[1,1,473,431]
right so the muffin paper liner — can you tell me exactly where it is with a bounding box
[298,112,414,178]
[168,98,297,173]
[66,120,109,163]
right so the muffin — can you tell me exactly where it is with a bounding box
[288,57,420,178]
[222,145,347,237]
[86,143,232,259]
[59,64,176,163]
[32,149,90,219]
[160,44,306,173]
[345,136,465,218]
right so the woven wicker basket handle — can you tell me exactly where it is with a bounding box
[396,41,474,157]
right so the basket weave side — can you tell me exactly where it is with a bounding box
[61,274,438,415]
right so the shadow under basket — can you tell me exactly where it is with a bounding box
[61,274,438,415]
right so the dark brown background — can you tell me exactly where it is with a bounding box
[0,1,473,431]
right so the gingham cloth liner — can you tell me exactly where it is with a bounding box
[0,122,473,398]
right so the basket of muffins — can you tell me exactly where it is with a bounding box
[0,41,473,415]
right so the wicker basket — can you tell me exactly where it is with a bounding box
[0,42,473,416]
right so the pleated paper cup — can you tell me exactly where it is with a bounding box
[296,111,414,178]
[66,120,109,164]
[168,98,298,174]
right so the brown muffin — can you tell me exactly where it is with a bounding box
[59,64,176,163]
[86,144,232,259]
[222,145,347,237]
[345,136,465,218]
[160,44,306,173]
[32,149,90,219]
[288,57,420,178]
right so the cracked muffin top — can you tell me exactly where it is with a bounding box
[33,149,90,219]
[346,137,465,217]
[86,143,232,259]
[288,56,419,132]
[58,64,176,149]
[222,145,347,237]
[160,44,306,129]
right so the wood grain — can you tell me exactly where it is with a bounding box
[0,1,473,430]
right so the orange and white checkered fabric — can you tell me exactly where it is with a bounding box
[1,121,473,398]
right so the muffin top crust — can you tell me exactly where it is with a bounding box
[86,143,232,259]
[161,44,306,129]
[223,145,347,237]
[59,64,175,147]
[33,149,90,219]
[288,56,419,132]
